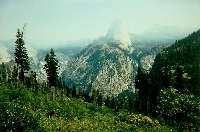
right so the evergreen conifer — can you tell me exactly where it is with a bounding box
[14,25,30,81]
[44,48,59,87]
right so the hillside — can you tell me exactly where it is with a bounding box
[61,20,170,96]
[0,83,174,131]
[0,27,199,131]
[148,30,200,126]
[150,29,200,96]
[62,42,137,96]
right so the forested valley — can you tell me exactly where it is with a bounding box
[0,27,199,131]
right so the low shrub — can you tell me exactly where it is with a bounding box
[117,112,160,127]
[0,102,43,131]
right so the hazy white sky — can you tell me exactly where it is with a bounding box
[1,0,200,47]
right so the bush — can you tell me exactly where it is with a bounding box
[158,87,200,131]
[117,111,160,127]
[0,102,43,131]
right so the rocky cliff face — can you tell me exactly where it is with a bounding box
[0,44,12,64]
[139,44,168,71]
[61,39,167,96]
[61,20,171,96]
[62,42,137,96]
[61,19,139,96]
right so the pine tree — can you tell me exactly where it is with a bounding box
[174,66,184,93]
[149,54,163,116]
[66,84,71,97]
[1,63,6,82]
[162,66,173,88]
[135,67,150,115]
[104,97,110,108]
[128,96,134,114]
[14,25,30,81]
[44,48,59,87]
[110,96,115,109]
[12,65,18,82]
[83,91,90,102]
[96,89,103,106]
[90,88,97,103]
[72,84,77,98]
[33,72,39,94]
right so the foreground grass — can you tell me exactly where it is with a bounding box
[0,83,175,131]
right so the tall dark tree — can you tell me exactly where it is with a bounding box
[44,48,59,87]
[128,95,135,114]
[149,53,163,116]
[110,96,115,109]
[14,25,30,81]
[90,88,97,103]
[83,91,90,102]
[104,97,110,108]
[135,67,150,115]
[12,65,18,82]
[6,65,12,82]
[0,63,6,82]
[161,66,173,88]
[66,84,71,97]
[174,66,184,93]
[72,84,77,98]
[96,89,103,106]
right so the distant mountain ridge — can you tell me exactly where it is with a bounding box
[140,24,193,43]
[0,22,196,97]
[61,20,177,96]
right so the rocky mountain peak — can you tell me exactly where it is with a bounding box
[106,19,133,52]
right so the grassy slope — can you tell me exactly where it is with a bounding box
[0,83,174,132]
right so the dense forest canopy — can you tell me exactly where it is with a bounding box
[151,29,200,96]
